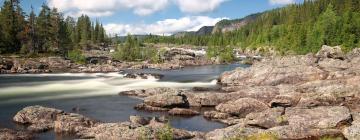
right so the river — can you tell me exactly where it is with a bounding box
[0,64,248,140]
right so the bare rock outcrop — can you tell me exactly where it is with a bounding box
[215,98,269,118]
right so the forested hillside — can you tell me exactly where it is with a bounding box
[0,0,108,56]
[144,0,360,55]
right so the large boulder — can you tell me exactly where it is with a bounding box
[219,55,326,87]
[0,128,33,140]
[215,98,269,117]
[144,93,188,108]
[13,105,64,132]
[316,45,345,60]
[54,113,98,134]
[284,106,351,129]
[245,107,286,129]
[343,123,360,140]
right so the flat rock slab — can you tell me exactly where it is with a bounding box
[285,106,351,129]
[215,98,269,117]
[168,108,200,116]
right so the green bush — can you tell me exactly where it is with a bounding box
[67,50,86,64]
[156,123,173,140]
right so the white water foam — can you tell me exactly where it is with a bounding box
[0,74,217,104]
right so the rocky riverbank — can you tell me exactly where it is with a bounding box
[3,45,360,139]
[0,48,218,74]
[119,45,360,139]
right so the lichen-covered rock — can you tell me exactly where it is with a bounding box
[267,125,343,140]
[0,128,33,140]
[204,111,231,120]
[168,108,200,116]
[285,106,351,129]
[13,105,64,131]
[219,55,326,87]
[343,124,360,140]
[134,103,169,112]
[215,98,269,117]
[54,113,98,134]
[144,93,187,108]
[205,123,264,140]
[316,45,345,60]
[245,107,286,129]
[119,87,177,97]
[129,116,149,126]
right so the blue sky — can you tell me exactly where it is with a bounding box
[1,0,303,35]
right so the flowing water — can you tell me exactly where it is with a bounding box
[0,64,248,140]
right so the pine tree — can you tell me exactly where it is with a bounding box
[36,3,51,53]
[0,0,26,53]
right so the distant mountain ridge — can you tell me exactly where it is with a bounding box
[173,13,261,36]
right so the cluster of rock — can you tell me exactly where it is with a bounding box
[0,57,68,74]
[119,45,360,140]
[0,47,215,74]
[8,105,202,140]
[211,45,360,139]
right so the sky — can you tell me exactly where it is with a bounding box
[1,0,303,36]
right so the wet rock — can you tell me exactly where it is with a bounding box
[203,111,231,120]
[245,107,286,129]
[134,103,169,112]
[129,116,149,125]
[124,73,163,80]
[0,128,33,140]
[184,92,231,107]
[54,113,98,134]
[205,123,264,140]
[215,98,269,118]
[285,106,351,129]
[13,105,64,131]
[168,108,200,116]
[119,87,178,98]
[144,93,188,108]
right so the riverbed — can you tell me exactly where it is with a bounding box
[0,64,247,140]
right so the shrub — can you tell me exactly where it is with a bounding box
[67,50,86,64]
[156,123,173,140]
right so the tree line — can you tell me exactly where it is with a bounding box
[0,0,108,56]
[143,0,360,55]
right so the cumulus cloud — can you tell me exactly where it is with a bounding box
[269,0,296,5]
[175,0,229,14]
[104,16,227,36]
[48,0,169,17]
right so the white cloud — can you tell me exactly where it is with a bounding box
[269,0,296,5]
[175,0,229,14]
[104,16,227,36]
[48,0,169,17]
